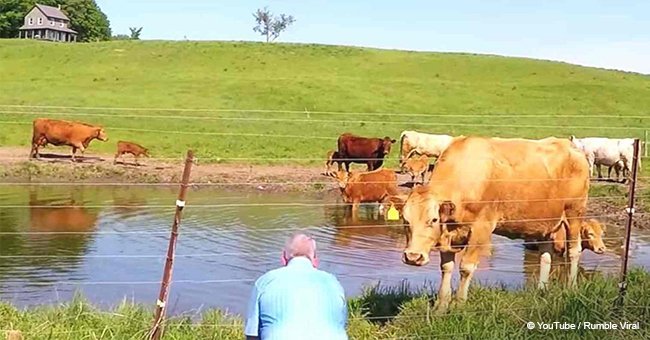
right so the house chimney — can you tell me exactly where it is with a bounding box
[57,4,61,9]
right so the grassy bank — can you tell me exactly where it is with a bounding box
[0,39,649,165]
[2,268,650,339]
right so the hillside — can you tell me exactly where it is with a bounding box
[0,39,649,163]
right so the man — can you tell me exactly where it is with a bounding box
[244,233,348,340]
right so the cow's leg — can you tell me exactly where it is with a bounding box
[564,214,583,287]
[71,147,77,162]
[351,201,360,219]
[596,164,603,179]
[135,154,140,166]
[457,221,492,303]
[113,152,120,165]
[420,172,425,184]
[434,251,455,313]
[538,242,554,289]
[344,162,350,173]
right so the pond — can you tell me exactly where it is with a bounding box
[0,185,649,316]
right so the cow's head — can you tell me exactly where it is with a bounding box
[326,170,349,190]
[95,128,108,142]
[143,148,151,157]
[381,137,397,156]
[401,187,456,266]
[581,219,606,254]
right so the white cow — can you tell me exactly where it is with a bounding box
[569,136,639,181]
[398,130,455,169]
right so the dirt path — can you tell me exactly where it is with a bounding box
[0,147,417,193]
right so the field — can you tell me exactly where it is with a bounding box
[0,39,649,166]
[1,39,650,339]
[2,269,650,339]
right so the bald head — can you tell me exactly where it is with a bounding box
[283,233,317,262]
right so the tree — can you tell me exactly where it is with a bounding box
[252,7,295,43]
[0,0,111,41]
[128,26,142,40]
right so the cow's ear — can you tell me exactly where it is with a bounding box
[439,201,456,223]
[569,135,575,141]
[391,139,397,143]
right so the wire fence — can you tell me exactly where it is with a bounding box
[0,105,647,337]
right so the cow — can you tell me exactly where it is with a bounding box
[400,136,590,312]
[114,141,150,166]
[30,118,108,162]
[336,133,396,172]
[325,150,342,173]
[569,136,639,182]
[402,154,435,185]
[398,131,455,170]
[548,219,606,256]
[326,168,400,217]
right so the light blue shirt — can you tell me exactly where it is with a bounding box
[244,256,348,340]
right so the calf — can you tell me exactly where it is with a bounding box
[327,168,399,216]
[549,219,606,256]
[325,150,342,173]
[402,154,434,185]
[336,133,396,172]
[114,141,150,166]
[398,130,455,170]
[30,118,108,162]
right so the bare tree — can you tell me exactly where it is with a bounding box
[253,7,295,43]
[129,27,143,40]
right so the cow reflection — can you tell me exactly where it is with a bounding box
[111,187,148,218]
[29,189,98,233]
[324,202,402,248]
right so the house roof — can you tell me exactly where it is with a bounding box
[34,4,70,21]
[19,24,77,34]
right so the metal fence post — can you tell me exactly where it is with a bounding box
[149,150,194,340]
[616,139,640,307]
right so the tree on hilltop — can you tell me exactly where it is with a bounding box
[129,26,142,40]
[252,7,295,43]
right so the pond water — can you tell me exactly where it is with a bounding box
[1,185,649,316]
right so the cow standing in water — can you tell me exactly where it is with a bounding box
[401,136,590,312]
[30,118,108,162]
[335,133,396,172]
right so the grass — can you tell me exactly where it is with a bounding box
[0,39,648,166]
[1,268,649,339]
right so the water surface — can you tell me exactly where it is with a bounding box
[0,185,648,315]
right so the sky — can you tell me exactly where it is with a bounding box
[97,0,650,74]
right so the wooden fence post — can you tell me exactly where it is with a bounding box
[644,130,648,158]
[616,139,640,307]
[148,150,194,340]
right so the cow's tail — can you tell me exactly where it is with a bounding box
[399,131,409,164]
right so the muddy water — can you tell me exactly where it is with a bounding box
[0,185,649,315]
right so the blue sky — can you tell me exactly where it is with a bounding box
[97,0,650,74]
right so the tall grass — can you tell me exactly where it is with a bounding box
[2,268,649,339]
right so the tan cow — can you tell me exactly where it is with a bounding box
[403,154,434,185]
[30,118,108,162]
[401,136,589,312]
[327,168,400,217]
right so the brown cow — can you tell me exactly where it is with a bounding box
[548,219,606,255]
[30,118,108,162]
[403,154,435,185]
[401,136,590,312]
[336,133,396,172]
[114,141,150,166]
[327,168,400,217]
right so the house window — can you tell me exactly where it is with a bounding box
[50,20,55,26]
[28,18,33,25]
[37,18,42,25]
[60,22,64,27]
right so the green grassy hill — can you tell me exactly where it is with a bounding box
[0,39,648,164]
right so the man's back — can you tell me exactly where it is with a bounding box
[245,257,348,340]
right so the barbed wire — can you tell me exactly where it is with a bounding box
[0,213,638,236]
[1,104,649,120]
[1,119,648,137]
[0,234,637,259]
[3,111,650,130]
